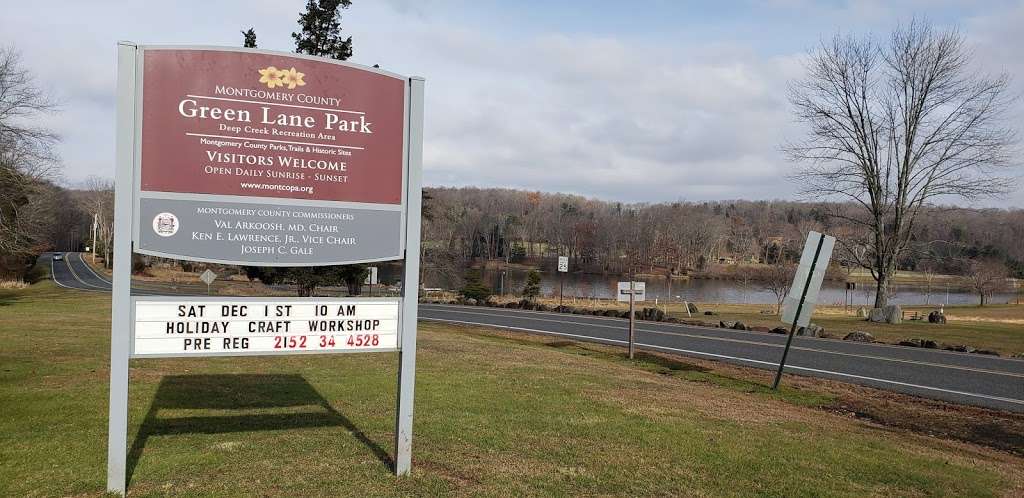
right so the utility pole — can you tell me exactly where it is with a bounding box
[92,213,98,264]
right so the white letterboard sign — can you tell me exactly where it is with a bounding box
[132,297,400,357]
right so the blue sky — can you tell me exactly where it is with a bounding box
[2,0,1023,206]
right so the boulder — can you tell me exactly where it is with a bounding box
[899,338,938,349]
[798,324,826,337]
[664,317,679,323]
[572,307,589,315]
[843,331,875,342]
[504,302,520,309]
[536,304,551,312]
[927,311,947,324]
[770,327,789,335]
[944,344,975,353]
[641,307,665,322]
[719,321,737,329]
[465,298,478,306]
[732,321,748,331]
[687,302,699,314]
[704,311,718,316]
[868,305,902,324]
[619,310,632,319]
[856,307,868,318]
[603,310,620,317]
[975,349,1000,356]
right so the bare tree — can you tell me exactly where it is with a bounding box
[761,263,795,315]
[785,20,1017,309]
[964,258,1008,306]
[0,46,61,265]
[79,177,115,267]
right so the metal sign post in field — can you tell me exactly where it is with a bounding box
[558,255,568,307]
[772,231,835,390]
[617,281,645,359]
[108,43,425,494]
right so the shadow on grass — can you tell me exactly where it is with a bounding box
[0,291,21,306]
[126,374,391,485]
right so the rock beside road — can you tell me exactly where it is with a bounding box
[897,338,939,349]
[770,327,788,335]
[928,311,947,324]
[944,344,976,353]
[844,331,875,342]
[797,324,826,337]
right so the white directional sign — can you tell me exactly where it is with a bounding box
[132,298,399,356]
[781,231,836,327]
[199,269,217,286]
[617,281,646,302]
[364,266,379,285]
[557,256,569,273]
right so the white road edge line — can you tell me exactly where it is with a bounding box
[425,307,1024,378]
[76,253,113,285]
[423,317,1024,407]
[50,259,75,289]
[421,303,1024,363]
[63,256,110,291]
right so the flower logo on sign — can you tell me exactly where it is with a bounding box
[258,66,306,90]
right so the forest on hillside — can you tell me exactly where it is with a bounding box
[420,187,1024,282]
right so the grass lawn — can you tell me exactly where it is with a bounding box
[1,283,1022,497]
[686,303,1024,356]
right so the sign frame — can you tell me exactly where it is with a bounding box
[616,281,646,302]
[129,295,402,358]
[106,42,425,494]
[772,230,835,390]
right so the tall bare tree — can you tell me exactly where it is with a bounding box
[0,46,61,268]
[785,20,1017,308]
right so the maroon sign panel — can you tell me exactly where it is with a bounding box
[140,49,405,204]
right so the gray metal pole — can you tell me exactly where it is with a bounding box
[772,233,825,390]
[395,76,425,476]
[107,41,136,495]
[628,280,635,360]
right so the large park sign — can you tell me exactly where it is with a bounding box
[107,43,424,494]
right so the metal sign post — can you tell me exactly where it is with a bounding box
[617,281,645,359]
[628,281,635,359]
[107,43,424,494]
[200,269,216,295]
[772,231,835,390]
[557,255,568,308]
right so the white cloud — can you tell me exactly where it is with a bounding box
[1,0,1021,207]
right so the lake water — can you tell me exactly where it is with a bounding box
[422,268,1020,306]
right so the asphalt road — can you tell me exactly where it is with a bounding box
[46,252,1024,412]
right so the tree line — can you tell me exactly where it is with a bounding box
[420,186,1023,286]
